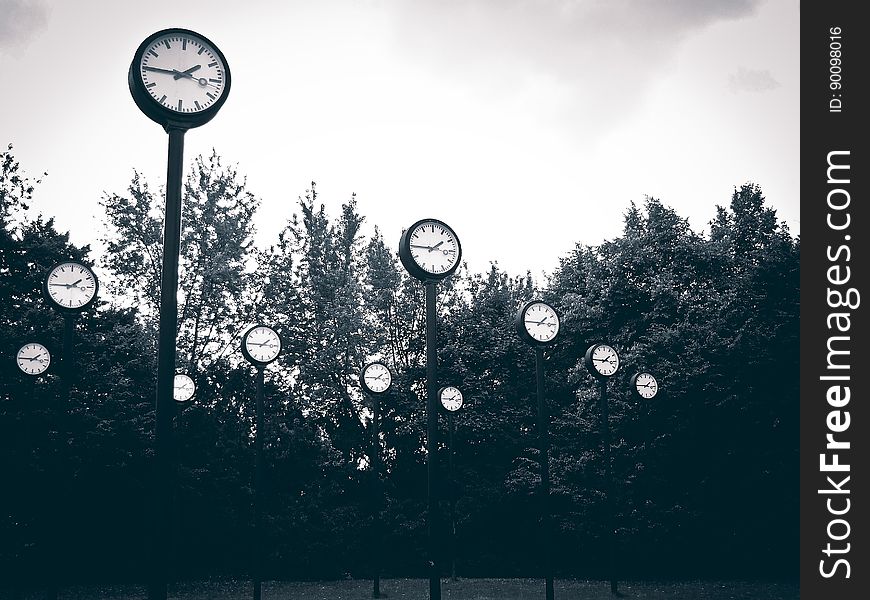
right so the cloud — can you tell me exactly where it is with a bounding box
[384,0,765,136]
[728,66,781,93]
[0,0,48,52]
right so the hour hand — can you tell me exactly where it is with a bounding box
[173,65,202,80]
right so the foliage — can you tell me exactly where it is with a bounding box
[0,144,798,584]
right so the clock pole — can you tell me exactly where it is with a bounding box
[535,347,555,600]
[447,410,457,582]
[598,378,617,596]
[425,281,442,600]
[254,365,265,600]
[371,387,382,599]
[150,124,186,600]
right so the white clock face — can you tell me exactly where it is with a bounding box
[140,32,226,114]
[362,363,392,394]
[46,262,97,309]
[408,221,460,275]
[173,374,196,402]
[17,343,51,376]
[591,344,619,377]
[440,386,463,412]
[244,326,281,364]
[635,373,658,399]
[523,302,560,343]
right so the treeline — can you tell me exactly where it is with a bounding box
[0,145,798,584]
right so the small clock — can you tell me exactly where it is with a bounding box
[398,218,462,281]
[515,300,560,345]
[173,373,196,403]
[585,343,620,378]
[129,28,231,130]
[16,342,51,376]
[630,372,658,399]
[361,362,392,395]
[439,386,464,412]
[241,325,282,365]
[43,261,99,311]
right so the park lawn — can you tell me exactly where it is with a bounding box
[9,578,799,600]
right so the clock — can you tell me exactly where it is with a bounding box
[515,300,560,345]
[630,372,658,399]
[16,342,51,376]
[173,373,196,403]
[241,325,282,365]
[129,28,231,130]
[585,343,620,378]
[439,386,464,412]
[361,362,392,395]
[398,218,462,281]
[43,261,99,311]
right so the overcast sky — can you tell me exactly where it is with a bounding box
[0,0,799,278]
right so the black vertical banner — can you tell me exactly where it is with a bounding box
[801,2,868,599]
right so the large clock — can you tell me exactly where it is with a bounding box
[515,300,560,346]
[398,218,462,281]
[361,362,392,395]
[43,261,99,312]
[585,343,620,378]
[129,28,231,130]
[241,325,282,365]
[16,342,51,376]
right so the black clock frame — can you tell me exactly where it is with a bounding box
[42,261,100,313]
[360,362,392,395]
[630,371,658,399]
[241,324,282,366]
[438,385,464,413]
[128,28,232,132]
[585,343,619,379]
[15,340,54,377]
[398,218,462,282]
[514,300,561,347]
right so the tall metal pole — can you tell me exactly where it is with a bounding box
[535,347,554,600]
[372,391,381,598]
[425,282,441,600]
[448,412,457,582]
[45,315,75,600]
[254,366,265,600]
[150,126,185,600]
[599,379,617,595]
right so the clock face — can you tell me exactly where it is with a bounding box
[440,386,464,412]
[362,363,392,394]
[522,302,560,344]
[242,325,281,364]
[139,31,227,114]
[408,220,461,276]
[589,344,619,377]
[173,373,196,402]
[16,343,51,376]
[45,262,98,310]
[634,372,658,399]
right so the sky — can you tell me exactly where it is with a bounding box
[0,0,799,279]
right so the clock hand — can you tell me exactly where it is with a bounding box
[173,65,202,80]
[410,244,434,251]
[431,241,444,251]
[143,66,179,76]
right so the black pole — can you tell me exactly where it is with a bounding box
[45,315,75,600]
[150,126,185,600]
[448,412,457,582]
[599,379,617,595]
[372,391,381,598]
[254,366,265,600]
[535,347,554,600]
[425,282,441,600]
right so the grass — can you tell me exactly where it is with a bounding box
[2,578,799,600]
